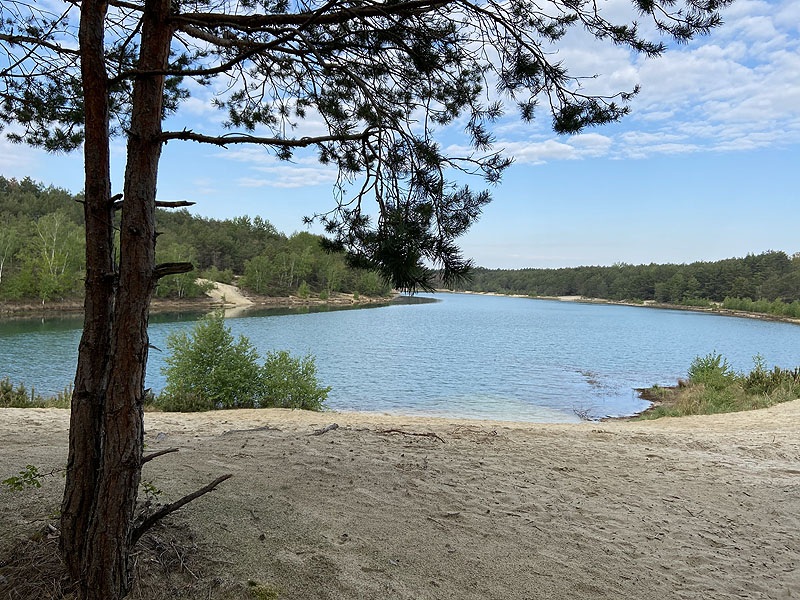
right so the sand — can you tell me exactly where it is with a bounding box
[1,404,799,599]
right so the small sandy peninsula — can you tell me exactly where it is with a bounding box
[1,404,798,599]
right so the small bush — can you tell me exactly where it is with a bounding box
[157,311,329,412]
[319,289,329,300]
[352,291,359,301]
[687,352,736,390]
[157,311,262,411]
[261,351,330,411]
[0,377,71,408]
[297,281,310,299]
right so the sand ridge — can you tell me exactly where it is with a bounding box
[1,403,799,599]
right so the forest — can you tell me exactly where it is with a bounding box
[3,175,798,318]
[0,176,391,303]
[451,251,800,317]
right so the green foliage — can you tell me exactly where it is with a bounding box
[158,311,263,410]
[687,352,736,390]
[297,280,310,299]
[721,296,800,318]
[154,241,210,299]
[261,351,330,411]
[742,355,800,395]
[201,266,234,285]
[0,377,71,408]
[318,289,329,300]
[638,354,800,420]
[451,251,800,308]
[356,270,391,297]
[157,311,329,412]
[2,465,43,491]
[352,290,359,301]
[140,480,163,501]
[0,176,389,303]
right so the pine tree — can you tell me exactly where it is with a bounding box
[1,0,730,596]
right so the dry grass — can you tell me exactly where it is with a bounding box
[0,519,257,600]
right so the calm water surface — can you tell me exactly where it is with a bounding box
[2,293,798,422]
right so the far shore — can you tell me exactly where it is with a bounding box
[436,288,800,326]
[0,290,394,320]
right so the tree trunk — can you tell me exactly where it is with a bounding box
[61,0,114,583]
[61,0,174,597]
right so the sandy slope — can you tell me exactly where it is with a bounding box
[1,404,799,599]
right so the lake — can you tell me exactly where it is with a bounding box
[1,293,798,422]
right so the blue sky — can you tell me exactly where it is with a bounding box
[1,0,798,269]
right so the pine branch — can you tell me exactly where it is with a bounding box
[132,474,232,544]
[160,129,369,147]
[174,0,453,29]
[153,262,194,279]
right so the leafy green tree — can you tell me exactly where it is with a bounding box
[1,0,730,595]
[0,219,20,290]
[242,254,276,294]
[159,312,262,409]
[16,211,84,304]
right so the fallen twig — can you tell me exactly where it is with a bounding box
[311,423,339,436]
[141,448,179,464]
[376,429,445,443]
[133,474,232,544]
[222,425,275,435]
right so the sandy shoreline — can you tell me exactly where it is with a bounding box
[2,404,799,599]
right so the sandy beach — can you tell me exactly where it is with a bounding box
[1,404,798,599]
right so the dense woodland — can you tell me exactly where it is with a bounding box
[450,251,800,317]
[3,176,798,316]
[0,176,391,303]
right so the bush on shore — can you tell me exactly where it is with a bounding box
[156,311,329,412]
[638,352,800,419]
[0,377,71,408]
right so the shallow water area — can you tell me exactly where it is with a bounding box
[1,293,798,421]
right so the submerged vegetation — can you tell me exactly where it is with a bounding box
[638,353,800,420]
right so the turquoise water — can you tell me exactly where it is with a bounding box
[1,293,798,421]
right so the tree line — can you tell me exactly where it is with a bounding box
[0,176,391,304]
[448,251,800,315]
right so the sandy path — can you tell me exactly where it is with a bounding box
[1,404,799,599]
[198,278,255,306]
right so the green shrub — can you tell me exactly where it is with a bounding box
[261,351,330,410]
[297,280,310,299]
[157,311,329,412]
[743,354,800,396]
[0,377,71,408]
[638,353,800,420]
[158,311,262,411]
[352,290,359,301]
[687,352,737,390]
[319,289,329,300]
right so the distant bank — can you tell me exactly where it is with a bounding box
[435,289,800,326]
[0,285,393,319]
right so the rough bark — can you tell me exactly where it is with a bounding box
[77,0,174,597]
[61,0,114,583]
